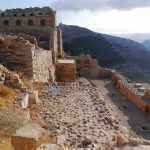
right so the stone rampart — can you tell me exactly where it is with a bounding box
[111,71,150,117]
[0,34,54,82]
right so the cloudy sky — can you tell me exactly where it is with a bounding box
[1,0,150,34]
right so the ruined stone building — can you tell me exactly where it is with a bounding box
[0,7,76,82]
[68,54,110,78]
[0,7,63,55]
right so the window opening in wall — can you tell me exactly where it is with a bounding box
[28,20,34,25]
[1,13,5,17]
[16,20,21,26]
[22,14,25,17]
[4,20,9,26]
[40,19,46,26]
[30,13,34,16]
[39,13,42,15]
[13,14,17,17]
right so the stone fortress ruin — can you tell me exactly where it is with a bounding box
[0,7,76,83]
[1,6,150,150]
[0,7,56,41]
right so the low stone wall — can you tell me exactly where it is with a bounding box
[117,80,148,112]
[56,60,76,82]
[99,68,111,78]
[111,72,150,117]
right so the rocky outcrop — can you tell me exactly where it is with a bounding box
[0,64,24,89]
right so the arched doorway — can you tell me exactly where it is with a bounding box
[4,20,9,26]
[145,105,149,116]
[16,20,21,26]
[28,20,34,25]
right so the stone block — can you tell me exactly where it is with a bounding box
[28,90,40,105]
[11,123,49,150]
[56,59,76,82]
[21,93,29,108]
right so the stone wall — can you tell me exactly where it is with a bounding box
[0,34,54,82]
[56,60,76,82]
[111,72,150,117]
[68,54,111,78]
[117,80,148,111]
[0,7,56,41]
[33,49,55,82]
[144,90,150,99]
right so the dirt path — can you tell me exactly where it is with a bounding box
[91,79,150,140]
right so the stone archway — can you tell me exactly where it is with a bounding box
[4,20,9,26]
[16,20,21,26]
[145,105,149,116]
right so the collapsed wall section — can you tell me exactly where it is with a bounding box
[0,35,54,82]
[33,49,55,82]
[0,35,34,77]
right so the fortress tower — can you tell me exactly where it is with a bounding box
[0,7,63,58]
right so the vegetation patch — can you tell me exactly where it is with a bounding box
[0,85,18,108]
[0,110,25,133]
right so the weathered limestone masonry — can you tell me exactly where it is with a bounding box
[0,7,63,55]
[56,59,76,82]
[0,34,55,82]
[0,7,56,41]
[0,7,76,83]
[69,54,111,78]
[111,71,150,118]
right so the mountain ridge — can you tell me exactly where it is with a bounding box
[60,24,150,72]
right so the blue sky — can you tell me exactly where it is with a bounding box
[1,0,150,34]
[0,0,56,10]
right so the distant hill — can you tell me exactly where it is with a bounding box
[116,33,150,43]
[142,39,150,51]
[99,33,147,50]
[60,24,125,67]
[60,24,150,69]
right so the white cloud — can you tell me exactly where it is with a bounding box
[60,8,150,34]
[52,0,150,11]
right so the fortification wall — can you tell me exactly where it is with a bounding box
[117,80,148,111]
[111,72,150,117]
[0,7,56,41]
[99,68,111,78]
[0,35,54,82]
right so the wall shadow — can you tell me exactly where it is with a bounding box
[104,79,150,140]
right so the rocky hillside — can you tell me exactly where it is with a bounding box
[60,24,150,70]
